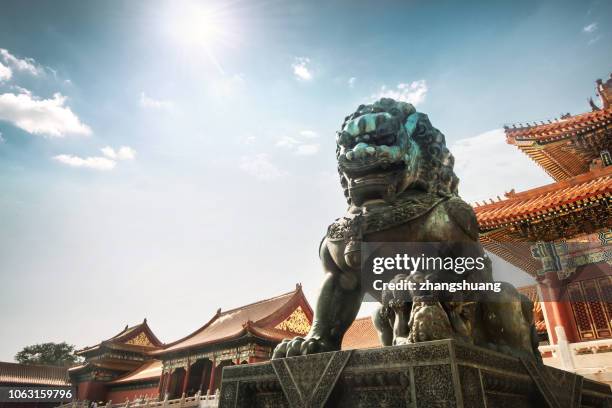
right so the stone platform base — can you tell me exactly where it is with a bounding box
[218,339,612,407]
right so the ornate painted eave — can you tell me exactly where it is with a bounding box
[474,166,612,275]
[474,166,612,234]
[504,108,612,181]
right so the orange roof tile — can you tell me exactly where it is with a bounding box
[156,285,311,354]
[505,108,612,141]
[244,323,300,342]
[0,361,71,386]
[474,166,612,230]
[68,359,143,374]
[108,360,162,384]
[341,317,381,350]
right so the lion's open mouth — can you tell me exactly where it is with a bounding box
[339,157,406,179]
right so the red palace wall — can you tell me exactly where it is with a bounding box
[76,381,107,403]
[106,386,159,403]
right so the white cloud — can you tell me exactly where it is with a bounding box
[54,146,135,171]
[451,128,553,204]
[101,146,136,160]
[299,130,318,138]
[348,77,356,88]
[372,80,428,105]
[292,57,313,81]
[276,130,321,155]
[239,154,285,181]
[0,49,43,76]
[295,143,320,155]
[0,62,12,82]
[139,92,174,110]
[276,135,301,148]
[588,35,602,45]
[53,154,116,171]
[583,22,598,33]
[0,91,92,137]
[0,132,4,143]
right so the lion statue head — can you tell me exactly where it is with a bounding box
[336,98,458,206]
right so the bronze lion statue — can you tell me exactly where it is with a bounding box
[272,98,541,363]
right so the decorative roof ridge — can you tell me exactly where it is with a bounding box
[504,107,612,133]
[473,166,612,209]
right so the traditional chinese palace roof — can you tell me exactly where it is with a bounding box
[154,284,313,355]
[76,318,163,356]
[341,317,381,350]
[474,166,611,274]
[504,108,612,181]
[474,83,612,275]
[70,319,163,379]
[476,165,611,232]
[107,360,162,385]
[0,361,70,386]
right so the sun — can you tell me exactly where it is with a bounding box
[174,6,223,47]
[165,2,238,74]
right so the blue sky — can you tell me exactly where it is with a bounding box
[0,0,610,361]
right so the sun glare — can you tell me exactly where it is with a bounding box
[177,7,222,47]
[166,2,239,74]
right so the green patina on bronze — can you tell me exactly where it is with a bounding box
[272,98,541,363]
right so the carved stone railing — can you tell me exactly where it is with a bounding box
[56,391,219,408]
[539,336,612,386]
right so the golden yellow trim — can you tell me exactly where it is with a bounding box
[125,332,154,347]
[275,306,311,335]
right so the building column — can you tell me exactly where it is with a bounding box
[164,369,173,397]
[157,371,165,399]
[181,364,191,396]
[199,360,209,392]
[208,359,216,393]
[539,272,578,344]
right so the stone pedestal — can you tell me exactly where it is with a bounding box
[218,339,612,408]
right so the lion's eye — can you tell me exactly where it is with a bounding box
[339,132,358,149]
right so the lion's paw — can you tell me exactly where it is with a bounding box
[271,336,336,359]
